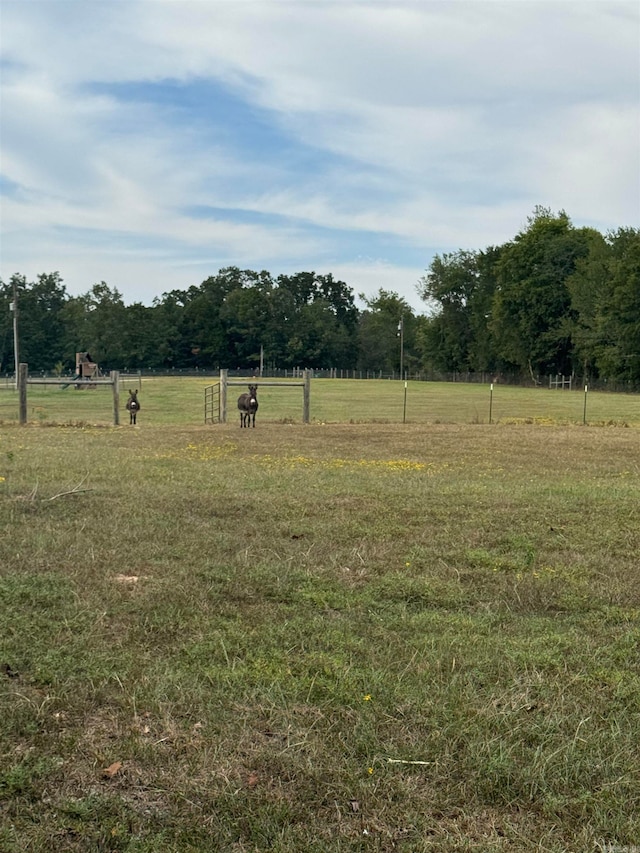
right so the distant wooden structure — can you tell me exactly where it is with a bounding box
[549,373,572,390]
[75,352,99,387]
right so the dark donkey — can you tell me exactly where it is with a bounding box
[126,389,140,425]
[237,384,258,428]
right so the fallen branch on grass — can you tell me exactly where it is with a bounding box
[43,474,92,502]
[45,485,93,502]
[12,476,93,504]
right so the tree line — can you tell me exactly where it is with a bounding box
[1,208,638,384]
[419,207,640,385]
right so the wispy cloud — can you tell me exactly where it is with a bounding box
[1,1,638,311]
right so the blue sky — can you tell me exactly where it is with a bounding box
[1,0,638,313]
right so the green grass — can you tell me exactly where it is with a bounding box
[0,376,638,427]
[0,383,639,851]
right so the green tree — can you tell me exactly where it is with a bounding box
[357,290,416,375]
[119,302,162,370]
[274,272,359,368]
[59,295,91,370]
[284,299,354,368]
[566,230,610,377]
[181,269,248,368]
[467,247,501,373]
[316,273,359,332]
[0,276,22,374]
[151,290,191,368]
[417,248,501,374]
[221,282,273,368]
[593,228,640,381]
[0,272,69,372]
[417,251,478,372]
[80,282,128,369]
[491,208,593,380]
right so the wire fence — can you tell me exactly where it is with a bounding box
[1,371,638,428]
[3,367,640,393]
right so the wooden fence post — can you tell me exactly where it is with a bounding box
[220,369,228,423]
[303,369,311,424]
[111,371,120,425]
[19,363,28,425]
[221,373,309,424]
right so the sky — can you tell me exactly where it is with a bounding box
[1,0,639,314]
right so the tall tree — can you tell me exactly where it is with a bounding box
[593,228,640,381]
[467,247,501,373]
[566,230,610,377]
[417,250,479,372]
[181,268,248,368]
[274,272,359,368]
[2,272,69,372]
[0,276,22,374]
[357,290,416,374]
[491,207,593,380]
[81,283,128,369]
[417,248,501,374]
[119,302,162,369]
[221,282,273,368]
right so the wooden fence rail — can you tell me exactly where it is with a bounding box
[18,363,121,425]
[218,369,311,424]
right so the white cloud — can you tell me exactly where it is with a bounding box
[1,0,638,309]
[331,259,428,313]
[535,102,640,225]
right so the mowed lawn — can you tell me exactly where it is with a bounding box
[0,382,639,851]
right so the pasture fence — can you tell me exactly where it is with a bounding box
[16,363,121,425]
[215,368,311,424]
[549,374,573,390]
[3,367,640,394]
[119,371,142,391]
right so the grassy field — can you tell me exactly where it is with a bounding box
[0,381,639,851]
[0,376,639,427]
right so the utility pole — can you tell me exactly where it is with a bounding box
[10,278,19,390]
[397,315,404,380]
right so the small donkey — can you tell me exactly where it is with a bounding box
[126,389,140,425]
[237,384,258,428]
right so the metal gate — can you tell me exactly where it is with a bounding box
[204,383,220,424]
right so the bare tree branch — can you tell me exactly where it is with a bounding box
[45,474,92,502]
